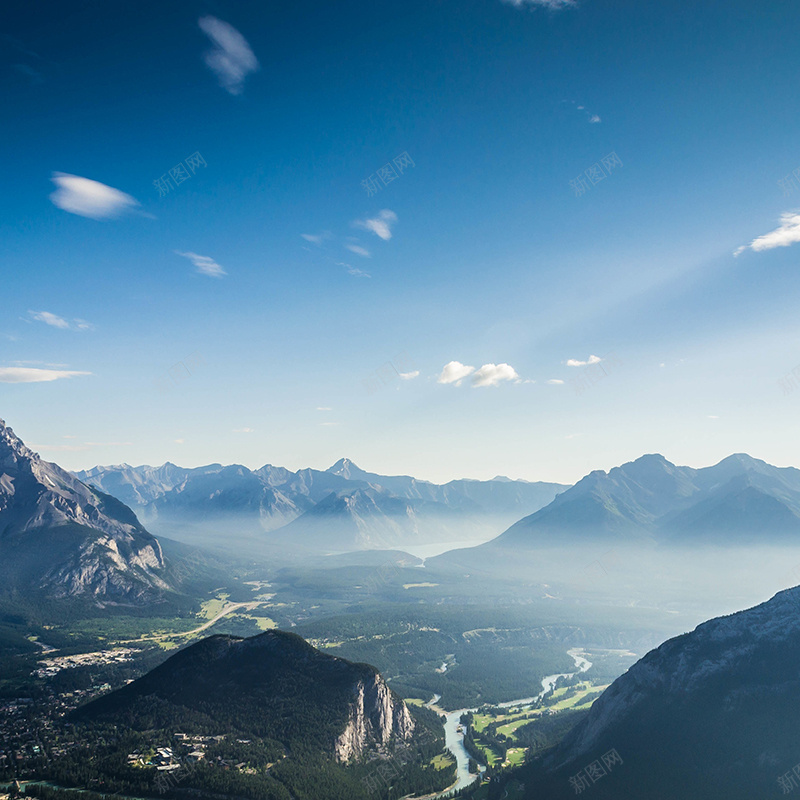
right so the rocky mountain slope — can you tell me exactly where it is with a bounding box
[518,585,800,799]
[0,419,170,602]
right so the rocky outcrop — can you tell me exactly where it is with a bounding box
[335,673,415,761]
[0,418,169,601]
[523,585,800,799]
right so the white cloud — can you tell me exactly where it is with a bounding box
[399,371,420,380]
[345,244,371,258]
[471,363,519,387]
[503,0,577,8]
[29,310,69,329]
[175,251,227,278]
[566,355,602,367]
[49,173,139,220]
[0,367,90,383]
[438,361,476,385]
[317,407,333,411]
[589,114,602,123]
[354,209,397,241]
[174,438,185,444]
[547,379,564,385]
[233,427,254,433]
[734,212,800,256]
[28,311,93,331]
[198,16,259,95]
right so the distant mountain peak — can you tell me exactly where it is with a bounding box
[327,457,367,479]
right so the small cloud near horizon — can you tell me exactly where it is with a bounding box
[0,367,91,384]
[471,363,519,387]
[566,355,602,367]
[734,211,800,256]
[438,361,476,386]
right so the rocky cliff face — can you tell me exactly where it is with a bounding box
[523,585,800,799]
[0,418,169,601]
[335,672,415,761]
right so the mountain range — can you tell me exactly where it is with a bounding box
[519,584,800,799]
[76,458,568,551]
[479,452,800,549]
[0,418,171,603]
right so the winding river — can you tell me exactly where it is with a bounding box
[428,649,593,796]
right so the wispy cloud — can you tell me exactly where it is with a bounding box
[353,209,398,241]
[29,310,69,329]
[471,363,519,387]
[317,407,333,411]
[547,379,565,385]
[28,311,94,331]
[301,231,332,245]
[233,427,254,433]
[399,371,420,380]
[49,173,139,220]
[589,114,602,123]
[13,63,43,85]
[504,0,577,8]
[734,212,800,256]
[175,251,227,278]
[0,367,91,384]
[566,354,602,367]
[198,16,259,95]
[345,244,371,258]
[336,261,371,278]
[438,361,476,385]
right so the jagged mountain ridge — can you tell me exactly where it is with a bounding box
[76,458,569,549]
[0,419,169,602]
[74,629,416,763]
[519,585,800,799]
[488,452,800,548]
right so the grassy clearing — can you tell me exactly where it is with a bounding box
[199,594,230,620]
[430,753,455,770]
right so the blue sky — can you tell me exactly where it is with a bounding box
[3,0,800,485]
